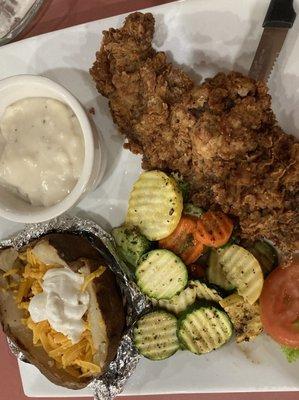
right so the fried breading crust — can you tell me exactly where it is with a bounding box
[90,12,299,253]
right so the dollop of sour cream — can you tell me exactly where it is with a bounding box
[28,267,89,343]
[0,97,84,207]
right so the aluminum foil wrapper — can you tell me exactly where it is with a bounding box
[1,215,151,400]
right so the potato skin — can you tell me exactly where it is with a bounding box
[0,233,126,389]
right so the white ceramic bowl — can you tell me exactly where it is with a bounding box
[0,74,105,223]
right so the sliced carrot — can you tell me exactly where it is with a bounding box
[180,231,204,264]
[196,211,233,248]
[159,216,196,250]
[159,218,190,252]
[159,216,204,264]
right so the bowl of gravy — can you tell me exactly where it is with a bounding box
[0,74,105,223]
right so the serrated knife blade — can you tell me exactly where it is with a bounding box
[249,27,289,82]
[249,0,296,82]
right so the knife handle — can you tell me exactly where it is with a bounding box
[263,0,296,28]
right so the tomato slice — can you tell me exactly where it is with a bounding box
[260,256,299,348]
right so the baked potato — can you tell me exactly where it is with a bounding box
[0,233,125,389]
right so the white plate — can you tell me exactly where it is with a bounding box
[1,0,299,397]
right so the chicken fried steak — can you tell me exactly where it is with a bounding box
[90,12,299,253]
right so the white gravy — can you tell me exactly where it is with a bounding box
[0,97,84,207]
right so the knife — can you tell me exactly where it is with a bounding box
[249,0,296,81]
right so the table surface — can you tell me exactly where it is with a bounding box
[0,1,298,400]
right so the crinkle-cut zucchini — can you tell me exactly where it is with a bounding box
[219,293,263,343]
[126,171,183,240]
[112,224,151,268]
[151,285,196,315]
[207,249,234,291]
[134,311,180,360]
[189,280,223,302]
[151,280,223,315]
[217,245,263,304]
[178,305,232,354]
[246,240,278,276]
[136,249,188,300]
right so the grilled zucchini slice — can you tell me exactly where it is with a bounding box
[246,240,278,276]
[189,280,223,302]
[178,305,232,354]
[134,311,180,360]
[151,280,223,315]
[126,171,183,240]
[112,224,151,268]
[136,249,188,300]
[219,293,263,343]
[217,245,264,304]
[151,285,196,315]
[207,249,234,291]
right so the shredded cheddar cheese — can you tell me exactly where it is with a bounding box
[23,318,100,377]
[81,266,106,292]
[31,280,43,295]
[15,277,33,304]
[5,247,103,378]
[3,268,19,278]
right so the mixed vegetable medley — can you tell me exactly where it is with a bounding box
[112,171,299,362]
